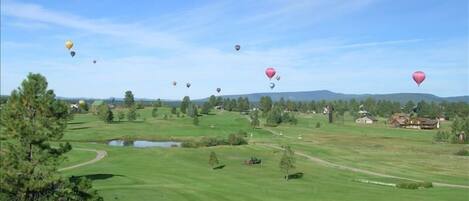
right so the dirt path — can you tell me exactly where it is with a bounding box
[59,148,107,172]
[259,127,469,189]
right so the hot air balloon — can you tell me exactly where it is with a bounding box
[70,51,76,57]
[93,60,97,64]
[275,75,281,81]
[65,40,73,50]
[412,71,426,86]
[269,82,275,89]
[235,45,240,51]
[216,88,221,93]
[265,67,276,80]
[172,81,177,86]
[186,83,191,88]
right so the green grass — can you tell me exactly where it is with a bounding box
[58,107,469,201]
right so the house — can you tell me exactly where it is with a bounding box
[356,116,378,124]
[70,104,79,113]
[91,100,105,114]
[389,113,410,128]
[388,113,439,129]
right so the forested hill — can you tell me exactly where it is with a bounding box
[201,90,469,103]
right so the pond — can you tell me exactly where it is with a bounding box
[107,140,181,148]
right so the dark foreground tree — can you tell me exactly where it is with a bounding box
[0,73,101,200]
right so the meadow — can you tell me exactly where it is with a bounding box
[60,107,469,201]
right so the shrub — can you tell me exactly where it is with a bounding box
[433,131,450,142]
[237,130,248,137]
[200,137,227,147]
[184,134,248,148]
[136,102,145,109]
[193,116,199,126]
[396,181,433,189]
[420,181,433,188]
[396,182,419,189]
[228,133,248,145]
[181,141,199,148]
[455,149,469,156]
[151,108,158,118]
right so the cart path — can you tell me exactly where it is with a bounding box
[59,148,107,172]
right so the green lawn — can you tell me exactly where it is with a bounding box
[60,107,469,201]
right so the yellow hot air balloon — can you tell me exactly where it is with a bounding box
[65,40,73,50]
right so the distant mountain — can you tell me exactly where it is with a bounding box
[198,90,469,103]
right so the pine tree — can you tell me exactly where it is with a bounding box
[124,90,135,108]
[180,96,191,114]
[0,73,101,200]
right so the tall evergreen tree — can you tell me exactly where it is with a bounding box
[0,73,101,200]
[124,90,135,108]
[180,96,191,114]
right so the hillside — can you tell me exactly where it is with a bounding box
[199,90,469,103]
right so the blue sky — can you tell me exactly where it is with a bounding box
[1,0,468,99]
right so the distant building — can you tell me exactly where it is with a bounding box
[388,113,439,129]
[70,104,79,113]
[356,116,378,124]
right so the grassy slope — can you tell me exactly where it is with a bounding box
[60,107,469,201]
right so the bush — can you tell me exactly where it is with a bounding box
[183,134,248,148]
[455,149,469,156]
[193,116,199,126]
[151,108,158,118]
[420,181,433,188]
[396,182,419,189]
[433,131,450,142]
[228,133,248,145]
[181,141,199,148]
[397,181,433,189]
[237,130,248,137]
[136,102,145,109]
[200,137,227,147]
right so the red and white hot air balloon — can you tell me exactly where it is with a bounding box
[412,71,426,86]
[265,67,276,80]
